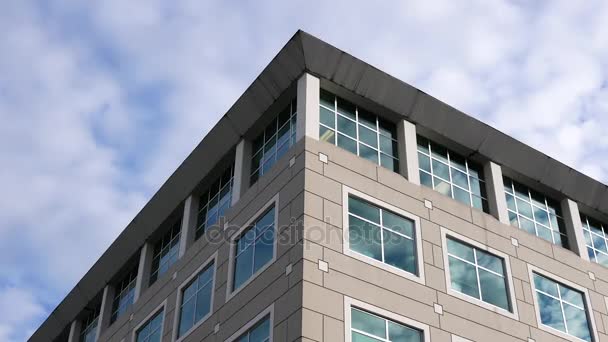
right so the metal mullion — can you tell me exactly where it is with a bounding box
[351,328,388,341]
[355,106,360,157]
[511,183,523,230]
[349,212,409,239]
[464,159,474,207]
[379,208,385,263]
[385,318,390,342]
[428,141,436,189]
[446,151,456,199]
[473,249,484,301]
[555,284,571,334]
[376,116,381,165]
[448,251,504,278]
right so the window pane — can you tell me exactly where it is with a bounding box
[338,134,357,154]
[433,177,452,197]
[352,332,383,342]
[320,107,335,127]
[418,153,431,172]
[351,309,386,338]
[506,194,516,211]
[516,198,533,219]
[320,89,335,108]
[358,109,376,129]
[592,233,607,253]
[382,211,414,237]
[476,250,504,275]
[447,239,474,263]
[383,230,416,274]
[559,285,585,308]
[452,168,468,189]
[448,257,479,299]
[337,115,357,138]
[388,321,422,342]
[337,98,356,120]
[178,299,195,336]
[359,125,378,148]
[249,317,270,342]
[349,216,382,261]
[194,283,213,322]
[538,292,566,332]
[432,159,450,181]
[420,171,432,188]
[533,206,550,227]
[453,187,471,206]
[537,225,553,243]
[430,142,448,163]
[319,126,335,144]
[381,154,398,172]
[479,269,510,311]
[253,232,274,272]
[519,216,536,235]
[349,197,380,223]
[234,245,253,289]
[379,135,396,155]
[563,304,592,342]
[359,143,379,164]
[533,274,558,297]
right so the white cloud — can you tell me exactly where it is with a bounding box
[2,1,608,341]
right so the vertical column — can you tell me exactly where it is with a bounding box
[296,73,320,141]
[179,195,199,257]
[95,284,115,341]
[561,198,588,260]
[232,139,252,206]
[67,320,81,342]
[397,120,420,184]
[483,161,510,225]
[134,242,153,302]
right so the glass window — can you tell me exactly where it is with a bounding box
[149,219,181,285]
[136,309,164,342]
[233,206,275,291]
[532,273,593,341]
[348,196,417,275]
[233,315,270,342]
[350,308,423,342]
[446,238,511,311]
[503,177,567,247]
[581,215,608,267]
[178,261,215,337]
[79,307,100,342]
[319,90,399,172]
[196,164,234,239]
[110,266,138,323]
[250,99,297,185]
[417,136,488,212]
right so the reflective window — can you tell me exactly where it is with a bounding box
[136,309,164,342]
[250,99,297,185]
[178,261,215,337]
[350,308,423,342]
[581,215,608,267]
[446,238,511,311]
[504,177,567,247]
[532,273,593,341]
[110,266,137,323]
[149,219,181,285]
[347,196,417,275]
[197,164,234,239]
[79,307,99,342]
[233,206,275,291]
[233,315,271,342]
[319,90,399,172]
[417,136,488,211]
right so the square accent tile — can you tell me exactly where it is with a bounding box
[285,263,293,275]
[318,260,329,272]
[511,237,519,247]
[424,200,433,210]
[319,153,328,164]
[434,303,443,315]
[289,157,296,167]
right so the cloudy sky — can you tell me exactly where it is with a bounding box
[2,0,608,340]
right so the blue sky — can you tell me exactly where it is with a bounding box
[2,1,608,340]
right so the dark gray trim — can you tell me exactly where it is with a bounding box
[32,30,608,341]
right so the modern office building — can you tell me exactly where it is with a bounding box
[32,30,608,342]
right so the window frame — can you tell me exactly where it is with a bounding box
[224,303,274,342]
[225,194,279,301]
[527,264,598,342]
[110,265,138,324]
[342,186,425,285]
[196,164,234,240]
[581,214,608,266]
[149,218,182,286]
[344,296,430,342]
[131,300,166,342]
[172,252,218,342]
[440,227,519,320]
[79,306,100,342]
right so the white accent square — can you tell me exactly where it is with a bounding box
[319,153,328,164]
[214,323,220,333]
[433,303,443,315]
[589,271,596,281]
[285,263,293,275]
[511,237,519,247]
[528,339,535,342]
[452,335,472,342]
[318,260,329,272]
[424,200,433,210]
[289,157,296,167]
[172,272,177,280]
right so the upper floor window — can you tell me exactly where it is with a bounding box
[350,307,423,342]
[196,164,234,239]
[581,215,608,266]
[149,219,181,285]
[177,260,215,338]
[233,205,275,291]
[319,90,399,172]
[503,177,567,247]
[347,195,418,275]
[135,309,164,342]
[79,307,100,342]
[532,273,593,341]
[250,99,297,185]
[417,136,488,212]
[446,237,511,312]
[232,314,270,342]
[110,266,138,323]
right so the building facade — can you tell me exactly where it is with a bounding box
[32,31,608,342]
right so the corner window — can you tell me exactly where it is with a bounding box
[250,99,297,185]
[445,237,511,312]
[232,315,271,342]
[79,307,99,342]
[196,164,234,239]
[503,177,567,247]
[135,309,164,342]
[581,215,608,267]
[319,90,399,172]
[532,273,593,341]
[350,307,423,342]
[177,260,215,338]
[110,266,138,323]
[232,205,275,291]
[347,195,418,275]
[149,219,181,285]
[417,136,488,212]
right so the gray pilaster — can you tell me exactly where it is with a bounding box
[232,139,251,206]
[296,72,320,141]
[178,194,199,258]
[397,120,420,184]
[562,198,588,261]
[133,242,153,302]
[95,284,115,340]
[484,161,510,225]
[67,320,81,342]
